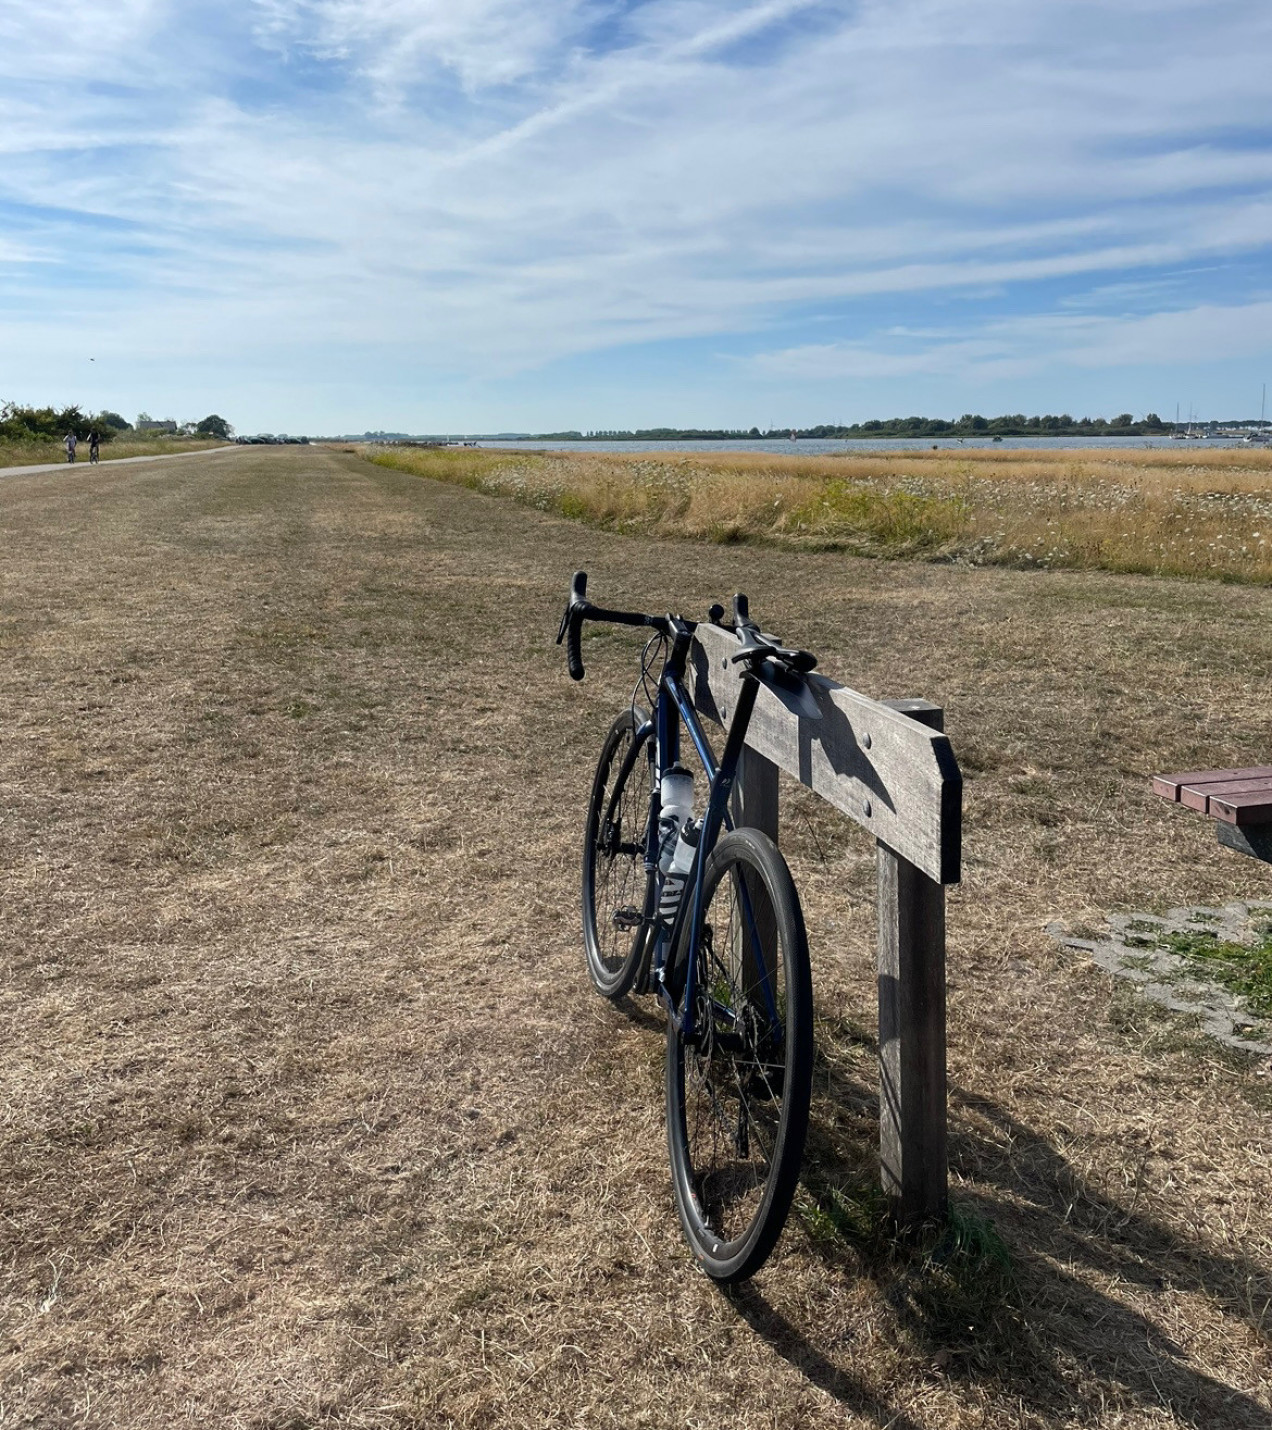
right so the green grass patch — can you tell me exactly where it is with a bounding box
[1158,927,1272,1017]
[789,478,970,556]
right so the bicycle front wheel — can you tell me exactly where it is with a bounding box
[582,709,655,999]
[666,827,813,1282]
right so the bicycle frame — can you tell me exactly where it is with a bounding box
[626,652,780,1041]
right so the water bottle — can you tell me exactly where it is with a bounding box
[659,820,700,926]
[657,765,694,873]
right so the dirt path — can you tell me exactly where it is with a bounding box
[1,445,1270,1428]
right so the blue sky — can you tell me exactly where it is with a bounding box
[2,0,1271,433]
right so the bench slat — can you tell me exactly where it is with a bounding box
[1179,776,1272,813]
[1209,791,1272,826]
[1152,766,1272,802]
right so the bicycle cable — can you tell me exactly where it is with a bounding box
[632,630,667,720]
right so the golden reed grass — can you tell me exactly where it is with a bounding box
[361,443,1272,585]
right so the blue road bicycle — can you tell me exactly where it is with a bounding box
[557,572,818,1281]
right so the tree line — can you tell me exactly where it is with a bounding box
[1,404,233,442]
[537,414,1173,441]
[0,403,131,443]
[805,413,1165,437]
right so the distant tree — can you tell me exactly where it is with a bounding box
[0,402,94,440]
[96,410,131,431]
[1112,413,1134,428]
[195,414,233,439]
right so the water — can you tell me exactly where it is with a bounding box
[473,435,1254,455]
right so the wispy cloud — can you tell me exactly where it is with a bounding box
[0,0,1269,426]
[746,299,1272,384]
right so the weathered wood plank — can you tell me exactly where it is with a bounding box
[878,697,947,1227]
[732,747,781,997]
[878,841,947,1227]
[690,623,962,885]
[731,746,779,842]
[1210,790,1272,826]
[1180,776,1272,813]
[1153,766,1272,802]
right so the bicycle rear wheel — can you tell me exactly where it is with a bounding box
[665,827,812,1282]
[582,709,655,999]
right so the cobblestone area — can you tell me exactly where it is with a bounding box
[1050,902,1272,1056]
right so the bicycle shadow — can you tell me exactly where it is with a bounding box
[612,994,665,1034]
[727,1038,1272,1427]
[728,1280,927,1430]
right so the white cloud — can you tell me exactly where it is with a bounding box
[746,299,1272,384]
[0,0,1270,424]
[252,0,596,93]
[0,0,162,78]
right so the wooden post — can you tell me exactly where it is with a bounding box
[733,747,780,995]
[689,626,959,1230]
[732,746,779,842]
[877,700,948,1228]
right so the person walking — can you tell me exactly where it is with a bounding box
[64,431,77,463]
[88,430,100,464]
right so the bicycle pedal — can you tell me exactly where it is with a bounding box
[611,906,642,930]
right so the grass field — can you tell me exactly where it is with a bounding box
[2,444,1271,1427]
[362,443,1272,585]
[0,435,224,469]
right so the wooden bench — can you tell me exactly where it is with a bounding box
[1152,766,1272,863]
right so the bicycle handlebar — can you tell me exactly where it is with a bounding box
[556,570,814,681]
[556,569,675,681]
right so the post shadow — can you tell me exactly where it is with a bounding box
[723,1040,1272,1428]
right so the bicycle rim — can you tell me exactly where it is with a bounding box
[581,710,654,999]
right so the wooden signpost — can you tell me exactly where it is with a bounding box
[689,623,962,1227]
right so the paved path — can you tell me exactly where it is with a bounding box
[0,444,236,478]
[1052,904,1272,1055]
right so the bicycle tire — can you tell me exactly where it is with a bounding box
[665,827,813,1282]
[582,709,655,999]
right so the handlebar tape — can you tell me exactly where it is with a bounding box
[565,570,587,681]
[556,570,687,682]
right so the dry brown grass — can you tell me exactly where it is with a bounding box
[363,443,1272,584]
[2,444,1271,1427]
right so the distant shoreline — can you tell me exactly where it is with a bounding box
[459,434,1262,455]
